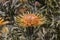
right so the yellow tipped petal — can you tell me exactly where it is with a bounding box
[0,18,9,26]
[0,19,4,23]
[2,21,9,25]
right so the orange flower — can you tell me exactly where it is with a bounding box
[22,14,40,26]
[16,13,46,27]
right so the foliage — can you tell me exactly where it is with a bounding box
[0,0,60,40]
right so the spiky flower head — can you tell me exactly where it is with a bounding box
[15,12,46,27]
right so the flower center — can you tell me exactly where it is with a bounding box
[22,14,40,26]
